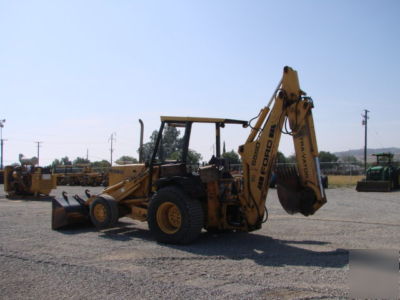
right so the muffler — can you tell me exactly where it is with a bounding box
[51,192,90,230]
[276,166,317,216]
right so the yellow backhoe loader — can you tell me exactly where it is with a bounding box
[52,66,327,244]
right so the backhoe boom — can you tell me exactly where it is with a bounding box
[239,66,326,229]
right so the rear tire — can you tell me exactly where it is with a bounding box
[148,186,204,244]
[90,195,119,229]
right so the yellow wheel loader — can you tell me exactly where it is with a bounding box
[52,66,327,244]
[4,165,57,198]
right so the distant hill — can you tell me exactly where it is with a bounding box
[334,148,400,162]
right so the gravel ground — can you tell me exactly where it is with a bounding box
[0,185,399,299]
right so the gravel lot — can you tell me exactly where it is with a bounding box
[0,185,399,299]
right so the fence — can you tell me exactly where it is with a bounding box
[227,162,365,176]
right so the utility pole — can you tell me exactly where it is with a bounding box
[109,133,116,166]
[86,149,89,161]
[362,109,369,172]
[0,119,6,170]
[35,141,42,166]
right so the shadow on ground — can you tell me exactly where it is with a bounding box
[2,195,54,202]
[57,220,348,268]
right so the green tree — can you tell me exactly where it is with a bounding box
[140,125,202,164]
[162,126,182,158]
[340,155,360,164]
[187,150,202,165]
[51,158,61,168]
[222,150,241,164]
[115,155,138,165]
[91,160,111,168]
[319,151,338,163]
[51,157,72,167]
[61,156,72,165]
[286,154,296,163]
[169,149,203,165]
[276,151,286,163]
[73,157,90,165]
[141,130,159,161]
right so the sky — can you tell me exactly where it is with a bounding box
[1,0,399,166]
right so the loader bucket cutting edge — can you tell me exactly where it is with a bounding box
[51,197,90,230]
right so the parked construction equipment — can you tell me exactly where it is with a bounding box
[54,164,107,186]
[4,158,56,197]
[52,66,327,244]
[356,153,399,192]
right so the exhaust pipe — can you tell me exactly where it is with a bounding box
[139,119,144,163]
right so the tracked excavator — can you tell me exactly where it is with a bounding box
[52,66,327,244]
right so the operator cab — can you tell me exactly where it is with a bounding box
[149,116,248,177]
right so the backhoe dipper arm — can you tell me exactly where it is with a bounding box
[238,66,326,230]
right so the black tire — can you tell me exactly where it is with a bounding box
[90,194,119,229]
[148,186,204,244]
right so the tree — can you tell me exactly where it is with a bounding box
[187,150,202,165]
[91,160,111,168]
[51,158,61,168]
[139,126,202,164]
[276,151,286,163]
[115,156,138,165]
[61,156,72,165]
[319,151,338,163]
[51,157,71,168]
[141,130,159,161]
[340,155,361,165]
[73,157,90,165]
[222,150,241,164]
[286,154,296,163]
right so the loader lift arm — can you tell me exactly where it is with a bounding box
[238,66,326,230]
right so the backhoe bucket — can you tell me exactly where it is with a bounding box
[52,196,90,230]
[356,180,392,192]
[276,166,318,216]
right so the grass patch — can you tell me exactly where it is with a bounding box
[328,175,364,187]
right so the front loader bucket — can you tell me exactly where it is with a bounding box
[52,196,90,230]
[276,166,318,216]
[356,180,392,192]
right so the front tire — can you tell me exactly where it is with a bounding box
[90,195,119,229]
[148,186,204,244]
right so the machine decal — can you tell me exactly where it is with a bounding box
[251,142,260,166]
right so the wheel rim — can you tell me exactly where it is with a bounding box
[93,203,107,223]
[156,202,182,234]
